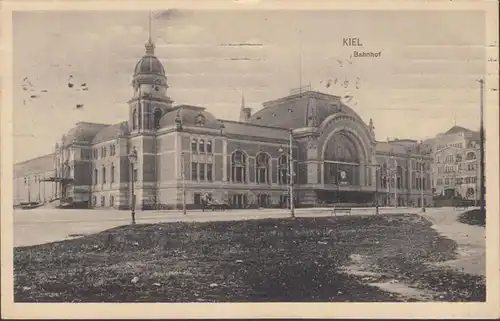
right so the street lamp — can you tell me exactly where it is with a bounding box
[278,129,295,218]
[128,146,138,225]
[367,164,380,215]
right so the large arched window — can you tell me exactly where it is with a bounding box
[278,154,289,185]
[199,139,205,153]
[206,140,212,153]
[153,108,162,129]
[132,109,137,130]
[255,153,270,184]
[191,139,197,152]
[231,150,247,183]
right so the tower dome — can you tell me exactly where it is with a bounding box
[133,39,165,76]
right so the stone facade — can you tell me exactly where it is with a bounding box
[425,126,482,201]
[13,36,434,210]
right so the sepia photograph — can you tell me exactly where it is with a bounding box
[2,0,499,319]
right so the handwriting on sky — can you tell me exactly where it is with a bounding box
[318,37,385,107]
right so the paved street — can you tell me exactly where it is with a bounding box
[13,206,418,247]
[13,206,485,276]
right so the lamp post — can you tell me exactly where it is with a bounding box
[278,129,295,218]
[128,146,138,225]
[367,164,380,215]
[181,152,187,215]
[27,177,31,203]
[420,161,426,212]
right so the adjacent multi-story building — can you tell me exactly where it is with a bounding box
[13,34,433,209]
[426,125,482,201]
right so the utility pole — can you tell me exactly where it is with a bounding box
[278,130,295,218]
[478,79,485,214]
[392,156,397,207]
[289,130,295,218]
[385,162,389,207]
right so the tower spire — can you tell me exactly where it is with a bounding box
[149,9,152,42]
[239,92,251,122]
[145,9,155,56]
[241,92,245,109]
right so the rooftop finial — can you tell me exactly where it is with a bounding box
[145,9,155,55]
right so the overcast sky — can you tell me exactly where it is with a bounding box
[13,9,487,162]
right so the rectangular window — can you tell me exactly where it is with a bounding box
[111,164,115,183]
[110,196,114,207]
[191,162,198,181]
[102,167,106,183]
[199,163,205,181]
[194,193,202,205]
[206,164,213,181]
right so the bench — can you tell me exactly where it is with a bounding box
[331,207,352,216]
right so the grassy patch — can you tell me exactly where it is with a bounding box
[14,214,485,302]
[458,209,486,227]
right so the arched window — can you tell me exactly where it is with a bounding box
[94,168,98,185]
[255,153,270,184]
[153,109,162,129]
[278,154,289,185]
[191,139,197,152]
[206,140,212,153]
[111,163,115,183]
[231,150,247,183]
[199,139,205,153]
[132,109,137,130]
